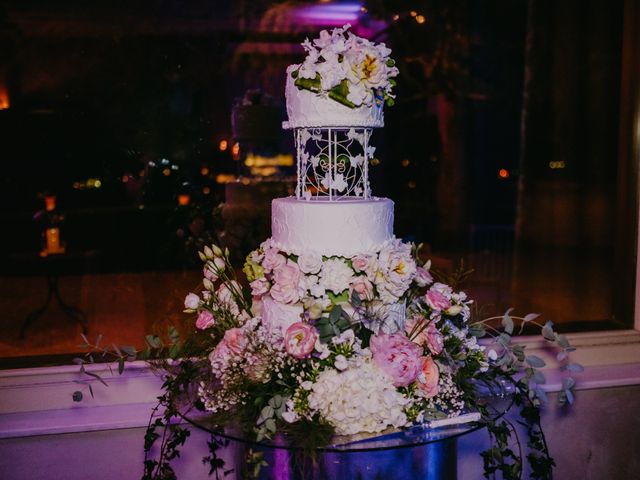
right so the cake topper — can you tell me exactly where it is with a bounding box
[285,25,397,201]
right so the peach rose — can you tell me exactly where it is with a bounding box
[418,356,440,398]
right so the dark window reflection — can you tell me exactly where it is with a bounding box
[0,0,635,366]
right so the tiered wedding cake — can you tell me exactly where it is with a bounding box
[192,25,479,440]
[247,24,413,340]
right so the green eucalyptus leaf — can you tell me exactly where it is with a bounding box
[535,386,548,403]
[562,377,576,390]
[557,335,570,349]
[541,320,555,341]
[264,418,276,433]
[526,355,546,368]
[563,363,584,373]
[501,308,514,334]
[532,370,546,384]
[565,388,575,405]
[523,312,540,323]
[469,324,486,337]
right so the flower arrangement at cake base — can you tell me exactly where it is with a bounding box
[75,243,581,480]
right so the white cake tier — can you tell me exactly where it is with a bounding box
[271,197,394,257]
[282,65,384,129]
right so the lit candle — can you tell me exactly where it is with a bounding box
[46,227,61,253]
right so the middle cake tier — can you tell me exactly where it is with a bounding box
[271,197,394,258]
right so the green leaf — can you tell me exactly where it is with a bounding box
[557,335,570,349]
[532,370,546,384]
[541,321,555,341]
[84,370,109,387]
[562,377,576,390]
[350,290,362,307]
[264,418,276,433]
[118,357,125,375]
[535,386,548,403]
[329,305,343,324]
[469,324,486,337]
[146,335,162,349]
[501,308,514,334]
[523,313,540,323]
[563,363,584,373]
[294,74,321,92]
[121,345,136,356]
[565,388,575,404]
[526,355,546,368]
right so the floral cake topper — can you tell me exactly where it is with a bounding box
[292,24,399,108]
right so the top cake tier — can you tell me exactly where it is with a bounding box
[284,65,384,129]
[282,24,397,130]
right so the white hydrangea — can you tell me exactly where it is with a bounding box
[307,360,412,435]
[319,258,355,294]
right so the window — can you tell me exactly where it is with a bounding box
[0,0,636,368]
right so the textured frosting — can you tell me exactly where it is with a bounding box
[271,197,394,257]
[283,65,384,129]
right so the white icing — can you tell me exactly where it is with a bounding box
[283,65,384,129]
[271,197,394,258]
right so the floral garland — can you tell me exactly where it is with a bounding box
[74,242,582,479]
[292,24,399,108]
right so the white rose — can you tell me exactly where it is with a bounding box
[184,293,200,310]
[297,253,323,274]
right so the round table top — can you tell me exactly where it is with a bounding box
[182,385,513,453]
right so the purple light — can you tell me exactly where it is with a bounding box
[294,2,363,25]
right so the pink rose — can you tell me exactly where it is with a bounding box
[351,255,371,272]
[273,260,301,286]
[418,356,440,398]
[195,310,215,330]
[270,261,302,304]
[222,328,248,355]
[370,333,423,387]
[415,266,433,287]
[425,323,444,355]
[349,275,374,301]
[425,288,451,312]
[250,278,270,297]
[405,313,428,345]
[284,322,318,359]
[262,249,286,273]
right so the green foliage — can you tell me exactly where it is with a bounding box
[470,311,581,479]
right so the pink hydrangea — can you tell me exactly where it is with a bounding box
[425,288,451,312]
[284,322,318,359]
[370,333,423,387]
[418,356,440,398]
[195,310,215,330]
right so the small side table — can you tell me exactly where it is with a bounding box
[19,252,96,338]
